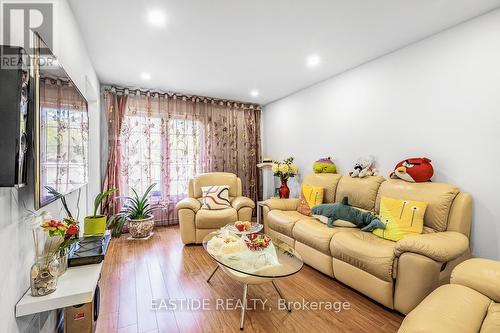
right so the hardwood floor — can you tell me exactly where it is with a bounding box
[97,226,403,333]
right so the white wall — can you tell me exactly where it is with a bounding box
[0,1,100,332]
[263,9,500,260]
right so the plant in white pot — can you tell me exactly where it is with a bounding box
[84,188,117,236]
[107,183,157,238]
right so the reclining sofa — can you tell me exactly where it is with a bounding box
[263,173,472,314]
[399,258,500,332]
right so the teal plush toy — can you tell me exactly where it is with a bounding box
[313,157,337,173]
[311,196,385,231]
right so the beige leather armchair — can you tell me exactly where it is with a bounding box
[176,172,255,244]
[399,258,500,333]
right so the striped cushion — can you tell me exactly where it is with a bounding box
[201,185,231,210]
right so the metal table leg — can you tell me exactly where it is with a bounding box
[240,284,248,330]
[206,265,219,283]
[272,280,291,312]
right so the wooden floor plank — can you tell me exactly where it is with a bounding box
[135,240,159,333]
[96,226,403,333]
[117,239,138,329]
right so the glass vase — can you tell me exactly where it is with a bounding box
[58,248,69,276]
[30,254,59,297]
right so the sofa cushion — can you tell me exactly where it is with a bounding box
[302,173,342,203]
[398,284,491,333]
[201,185,231,210]
[313,215,357,228]
[195,207,237,229]
[451,258,500,303]
[192,172,239,198]
[296,185,323,216]
[331,231,397,282]
[267,210,312,237]
[373,196,427,241]
[481,303,500,333]
[335,176,385,211]
[375,179,459,232]
[292,219,358,255]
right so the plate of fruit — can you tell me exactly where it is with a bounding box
[224,221,263,235]
[244,234,272,251]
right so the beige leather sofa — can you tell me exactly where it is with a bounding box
[176,172,255,244]
[399,258,500,333]
[263,173,472,314]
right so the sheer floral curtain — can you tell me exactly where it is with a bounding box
[103,88,261,226]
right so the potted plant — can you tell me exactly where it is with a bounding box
[84,188,117,236]
[45,186,74,218]
[107,183,157,238]
[271,157,298,198]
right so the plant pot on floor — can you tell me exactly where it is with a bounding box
[128,215,154,238]
[84,215,107,236]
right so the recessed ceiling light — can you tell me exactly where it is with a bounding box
[148,10,167,27]
[140,72,151,81]
[250,90,259,97]
[306,54,321,68]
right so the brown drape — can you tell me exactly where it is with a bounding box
[102,87,261,225]
[102,92,128,216]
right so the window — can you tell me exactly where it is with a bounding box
[121,115,200,200]
[168,118,201,197]
[121,115,162,198]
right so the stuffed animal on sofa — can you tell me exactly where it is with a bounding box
[313,157,337,173]
[349,156,378,178]
[390,157,434,182]
[311,196,385,231]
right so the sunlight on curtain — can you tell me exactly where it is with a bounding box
[39,78,88,205]
[104,89,261,226]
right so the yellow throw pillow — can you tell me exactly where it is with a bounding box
[373,196,427,241]
[296,185,324,216]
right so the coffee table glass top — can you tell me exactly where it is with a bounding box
[202,230,303,278]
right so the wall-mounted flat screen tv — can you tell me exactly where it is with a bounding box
[34,35,89,209]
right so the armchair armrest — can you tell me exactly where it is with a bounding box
[451,258,500,302]
[231,196,255,211]
[263,198,300,211]
[394,231,469,262]
[176,197,201,212]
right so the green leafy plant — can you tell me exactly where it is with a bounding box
[90,188,117,218]
[45,186,73,218]
[107,183,157,238]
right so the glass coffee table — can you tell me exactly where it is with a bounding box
[203,230,303,330]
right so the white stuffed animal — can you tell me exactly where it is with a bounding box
[349,156,378,178]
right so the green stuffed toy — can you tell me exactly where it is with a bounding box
[313,157,337,173]
[311,196,385,231]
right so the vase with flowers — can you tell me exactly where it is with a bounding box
[43,186,80,275]
[29,213,80,297]
[271,157,298,198]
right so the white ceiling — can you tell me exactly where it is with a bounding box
[68,0,500,105]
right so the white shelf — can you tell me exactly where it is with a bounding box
[16,263,102,317]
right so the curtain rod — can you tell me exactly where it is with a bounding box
[102,85,261,110]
